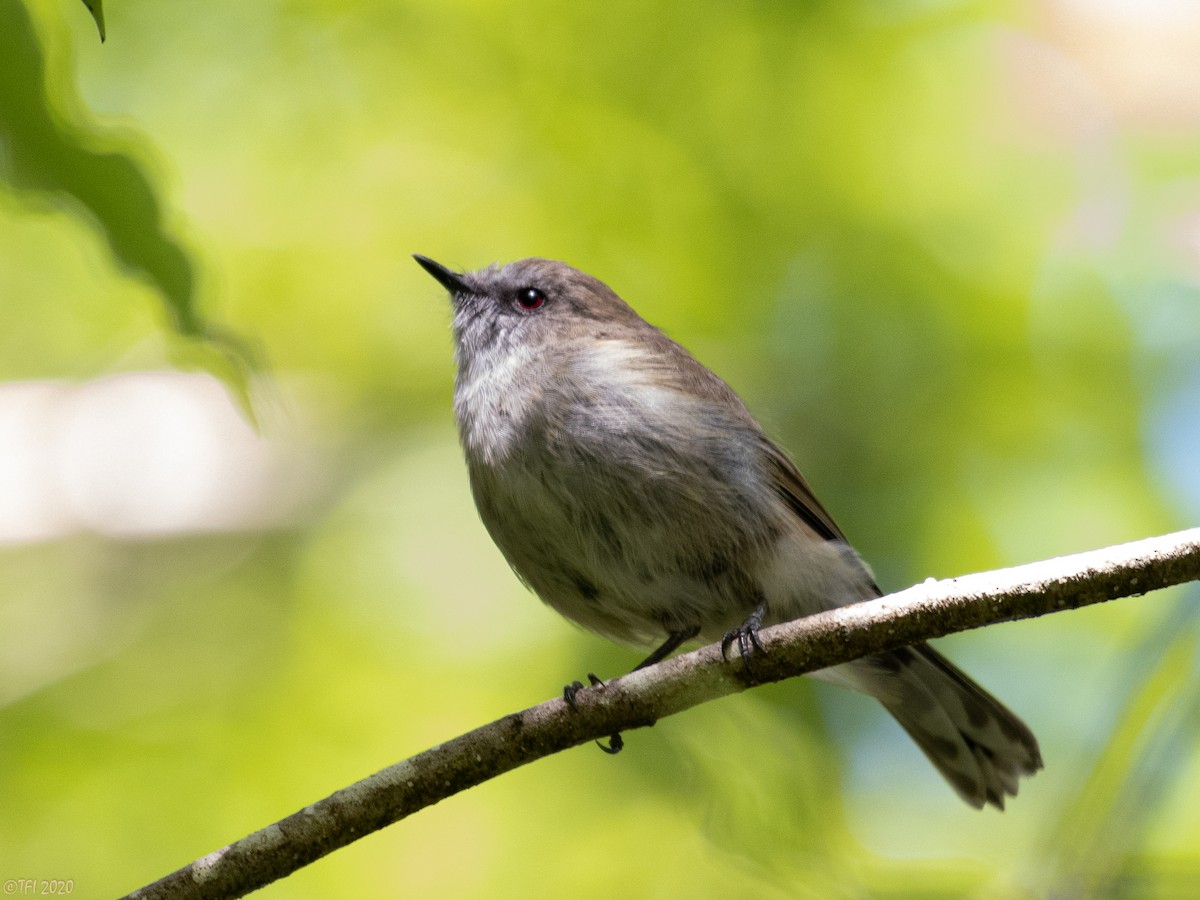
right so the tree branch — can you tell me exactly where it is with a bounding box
[123,528,1200,900]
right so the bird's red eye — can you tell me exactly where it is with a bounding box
[516,287,546,310]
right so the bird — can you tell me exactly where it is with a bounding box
[414,253,1042,809]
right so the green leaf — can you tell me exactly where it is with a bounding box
[80,0,105,42]
[1,2,196,334]
[0,1,261,421]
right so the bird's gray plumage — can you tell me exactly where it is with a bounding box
[417,254,1042,809]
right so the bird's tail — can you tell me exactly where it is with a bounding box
[819,644,1042,809]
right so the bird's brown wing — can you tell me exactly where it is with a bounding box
[633,329,852,547]
[759,438,848,544]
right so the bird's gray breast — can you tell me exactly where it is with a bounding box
[457,339,782,646]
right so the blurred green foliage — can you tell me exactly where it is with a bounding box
[2,0,1199,897]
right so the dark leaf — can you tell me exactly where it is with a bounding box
[80,0,106,42]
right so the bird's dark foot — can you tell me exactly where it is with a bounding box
[633,625,701,671]
[721,602,766,680]
[563,672,606,711]
[563,680,585,710]
[561,674,624,754]
[597,732,624,754]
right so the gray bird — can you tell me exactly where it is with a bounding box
[415,253,1042,809]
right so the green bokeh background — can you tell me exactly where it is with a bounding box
[3,0,1200,896]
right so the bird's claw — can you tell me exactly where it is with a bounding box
[563,673,606,711]
[721,604,766,681]
[596,733,624,754]
[562,674,623,753]
[563,680,586,710]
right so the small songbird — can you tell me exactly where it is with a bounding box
[414,253,1042,809]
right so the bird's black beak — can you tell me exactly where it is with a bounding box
[413,254,473,296]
